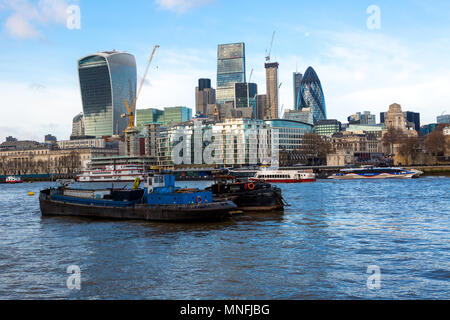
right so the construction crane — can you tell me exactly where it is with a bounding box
[265,31,276,62]
[122,44,160,132]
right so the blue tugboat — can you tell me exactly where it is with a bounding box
[39,174,237,222]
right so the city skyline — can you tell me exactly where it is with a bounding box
[1,0,450,140]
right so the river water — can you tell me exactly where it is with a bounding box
[0,177,449,299]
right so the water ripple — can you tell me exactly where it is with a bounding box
[0,178,449,299]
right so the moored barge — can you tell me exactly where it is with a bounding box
[39,175,237,222]
[207,175,287,212]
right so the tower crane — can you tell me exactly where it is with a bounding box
[122,45,160,133]
[265,31,276,62]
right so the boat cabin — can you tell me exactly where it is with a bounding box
[144,174,212,205]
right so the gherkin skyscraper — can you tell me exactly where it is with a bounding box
[297,66,326,124]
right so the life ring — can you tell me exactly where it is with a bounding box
[247,183,255,190]
[196,195,202,203]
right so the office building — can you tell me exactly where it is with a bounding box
[298,66,326,124]
[265,119,313,151]
[420,124,438,136]
[44,134,57,143]
[314,119,342,137]
[293,72,303,110]
[195,78,216,115]
[383,104,418,135]
[216,43,246,106]
[234,82,257,110]
[256,94,267,120]
[405,112,420,131]
[57,138,106,150]
[348,111,376,125]
[163,106,192,126]
[380,110,420,131]
[345,124,385,137]
[78,51,137,137]
[136,108,164,130]
[437,114,450,124]
[265,62,279,119]
[284,109,313,125]
[71,113,85,138]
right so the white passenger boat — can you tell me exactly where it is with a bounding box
[6,176,23,184]
[76,164,145,182]
[328,167,423,180]
[250,168,316,183]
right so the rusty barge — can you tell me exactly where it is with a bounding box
[39,175,237,222]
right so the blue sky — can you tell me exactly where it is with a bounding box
[1,0,449,140]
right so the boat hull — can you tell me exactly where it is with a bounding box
[76,175,144,182]
[209,180,286,212]
[39,195,235,222]
[328,173,417,180]
[249,178,316,183]
[215,191,284,212]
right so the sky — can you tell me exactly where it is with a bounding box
[0,0,449,141]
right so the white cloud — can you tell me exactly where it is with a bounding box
[136,47,215,110]
[0,81,80,141]
[134,30,450,126]
[2,27,448,142]
[5,13,39,38]
[1,0,75,39]
[155,0,212,14]
[276,30,450,124]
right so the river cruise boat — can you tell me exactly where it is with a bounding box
[250,168,316,183]
[40,175,237,222]
[6,176,23,184]
[76,164,144,182]
[328,167,423,180]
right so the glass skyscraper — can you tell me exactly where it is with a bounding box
[78,51,137,137]
[297,67,326,124]
[293,72,303,110]
[234,82,257,110]
[216,43,246,105]
[163,106,192,126]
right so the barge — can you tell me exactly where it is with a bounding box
[207,175,287,212]
[39,174,237,222]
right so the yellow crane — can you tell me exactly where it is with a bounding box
[122,45,160,133]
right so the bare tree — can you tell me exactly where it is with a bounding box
[425,126,446,156]
[299,133,332,165]
[398,136,423,165]
[382,128,406,154]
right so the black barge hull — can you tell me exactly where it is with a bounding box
[39,197,235,222]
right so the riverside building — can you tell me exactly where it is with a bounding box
[314,119,342,137]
